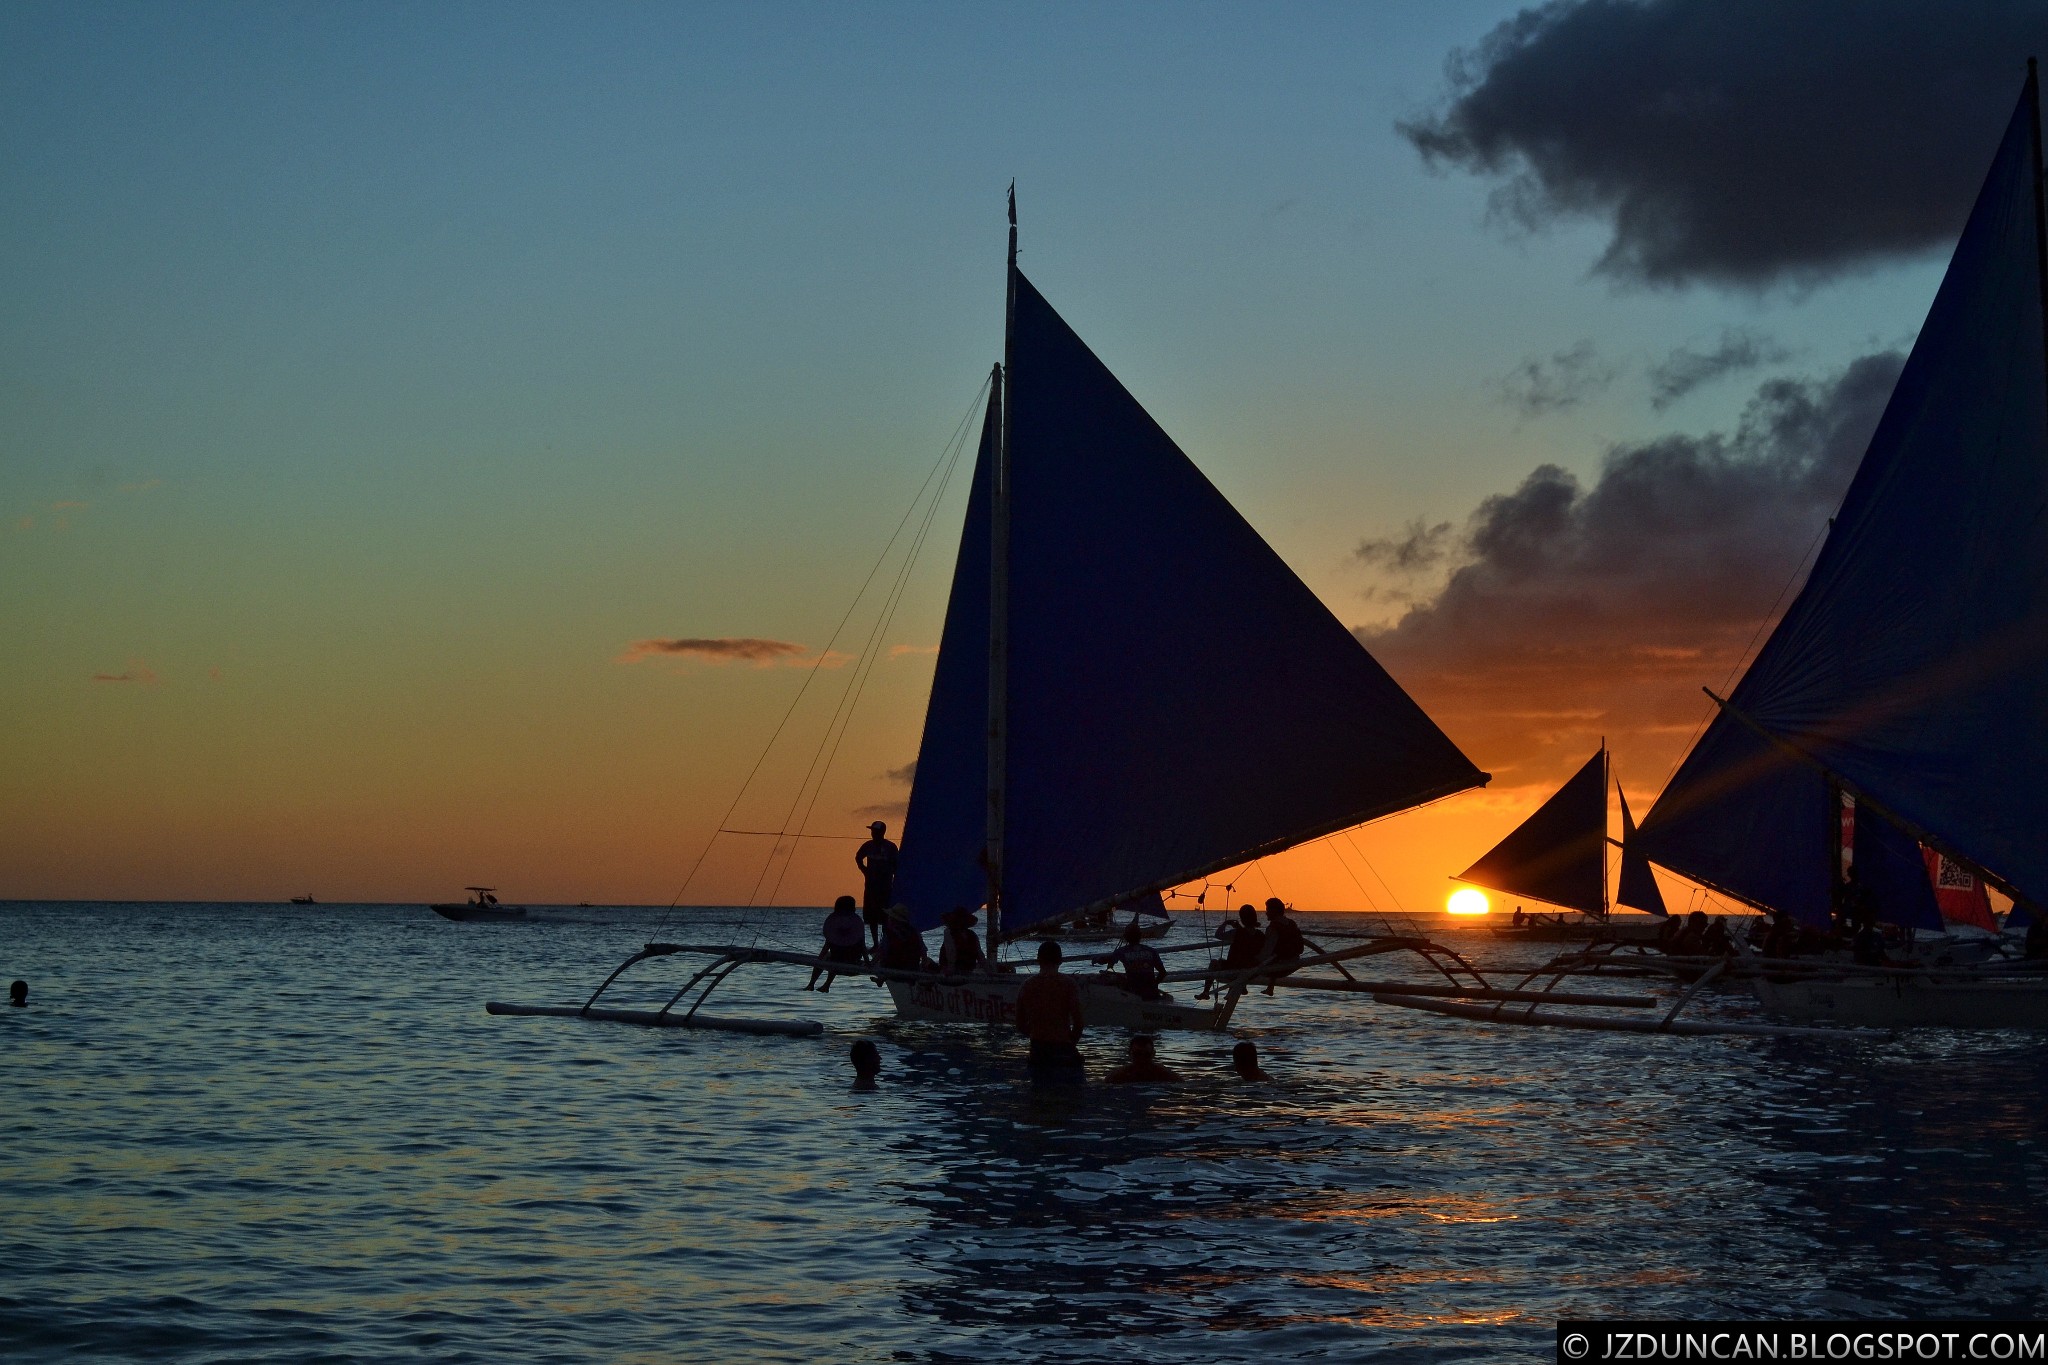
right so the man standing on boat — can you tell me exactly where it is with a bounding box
[855,820,899,950]
[1015,941,1085,1080]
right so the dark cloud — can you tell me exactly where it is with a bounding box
[854,801,908,822]
[617,636,847,668]
[1360,350,1905,792]
[1401,0,2047,289]
[91,665,159,685]
[1647,328,1794,408]
[884,761,917,786]
[1356,518,1456,575]
[1495,340,1619,416]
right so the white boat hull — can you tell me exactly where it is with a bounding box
[884,973,1230,1032]
[1754,974,2048,1029]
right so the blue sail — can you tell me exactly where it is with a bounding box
[1854,804,1943,933]
[1455,748,1606,914]
[1615,785,1668,917]
[897,270,1487,933]
[893,401,997,924]
[1639,77,2048,914]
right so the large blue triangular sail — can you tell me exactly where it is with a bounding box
[1637,76,2048,919]
[1455,748,1607,915]
[897,271,1488,933]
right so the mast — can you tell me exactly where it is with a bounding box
[1600,741,1610,919]
[2030,59,2048,427]
[985,185,1016,961]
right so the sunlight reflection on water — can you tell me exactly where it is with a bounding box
[4,902,2047,1361]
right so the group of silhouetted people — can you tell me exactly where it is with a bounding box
[1203,898,1306,995]
[819,819,1284,1086]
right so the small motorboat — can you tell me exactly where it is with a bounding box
[431,887,529,922]
[289,895,317,905]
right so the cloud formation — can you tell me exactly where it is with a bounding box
[1495,340,1619,417]
[617,636,850,669]
[1647,328,1794,408]
[884,761,917,786]
[92,664,160,685]
[887,643,940,658]
[1401,0,2045,289]
[1360,351,1905,793]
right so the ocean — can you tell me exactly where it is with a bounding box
[4,901,2045,1362]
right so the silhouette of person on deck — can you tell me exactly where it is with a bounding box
[1258,899,1304,994]
[807,895,868,992]
[856,821,900,949]
[938,907,985,976]
[1105,921,1165,999]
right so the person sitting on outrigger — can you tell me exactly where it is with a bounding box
[807,895,869,992]
[877,904,930,972]
[1761,909,1801,959]
[1105,921,1165,999]
[1259,898,1305,995]
[1700,915,1732,956]
[1199,905,1264,999]
[938,907,985,976]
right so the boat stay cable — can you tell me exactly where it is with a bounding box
[650,374,992,937]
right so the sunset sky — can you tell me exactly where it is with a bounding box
[2,2,2031,910]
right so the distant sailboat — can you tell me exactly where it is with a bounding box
[1634,67,2048,1027]
[1452,745,1666,941]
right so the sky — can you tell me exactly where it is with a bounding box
[2,1,2034,910]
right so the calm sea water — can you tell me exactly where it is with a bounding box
[5,901,2046,1362]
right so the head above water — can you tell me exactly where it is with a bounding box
[1036,940,1063,969]
[850,1039,881,1078]
[1232,1040,1265,1079]
[1129,1035,1157,1061]
[7,980,24,1007]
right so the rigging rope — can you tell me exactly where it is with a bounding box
[651,375,992,937]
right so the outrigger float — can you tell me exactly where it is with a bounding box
[487,928,1676,1038]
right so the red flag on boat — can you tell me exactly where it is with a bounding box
[1921,847,1996,931]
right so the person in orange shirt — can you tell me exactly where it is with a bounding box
[1014,940,1085,1080]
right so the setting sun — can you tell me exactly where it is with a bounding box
[1446,887,1490,916]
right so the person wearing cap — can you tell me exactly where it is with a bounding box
[877,903,929,972]
[1105,921,1165,999]
[855,820,901,949]
[1015,940,1085,1079]
[1258,897,1305,995]
[938,907,985,976]
[807,894,869,992]
[1105,1035,1179,1085]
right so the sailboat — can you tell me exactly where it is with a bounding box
[1633,66,2048,1028]
[488,200,1506,1036]
[880,201,1492,1029]
[1454,746,1667,942]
